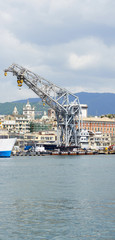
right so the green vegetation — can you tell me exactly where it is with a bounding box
[0,102,23,115]
[101,114,115,119]
[0,100,49,116]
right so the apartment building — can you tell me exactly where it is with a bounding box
[83,117,115,136]
[89,131,111,149]
[25,131,57,144]
[3,114,30,134]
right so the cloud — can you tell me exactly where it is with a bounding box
[68,53,99,70]
[1,0,115,45]
[0,82,37,103]
[0,0,115,102]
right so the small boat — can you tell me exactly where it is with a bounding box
[77,151,85,155]
[35,144,46,153]
[85,150,93,155]
[51,151,60,155]
[60,151,69,155]
[108,150,115,154]
[69,151,77,155]
[0,138,17,157]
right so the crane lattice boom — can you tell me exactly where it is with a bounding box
[4,63,82,147]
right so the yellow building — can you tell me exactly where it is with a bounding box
[25,131,57,144]
[3,114,30,134]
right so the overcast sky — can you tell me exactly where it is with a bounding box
[0,0,115,102]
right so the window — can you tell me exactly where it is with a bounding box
[45,137,49,140]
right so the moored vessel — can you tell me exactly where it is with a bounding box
[52,151,60,155]
[0,138,16,157]
[69,151,77,155]
[60,151,68,155]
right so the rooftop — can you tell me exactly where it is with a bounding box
[83,117,115,122]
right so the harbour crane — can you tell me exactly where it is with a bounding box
[4,63,82,147]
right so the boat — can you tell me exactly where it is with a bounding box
[77,151,85,155]
[79,129,89,149]
[85,150,93,155]
[60,151,69,155]
[69,151,77,155]
[34,144,46,153]
[0,138,16,157]
[51,151,60,155]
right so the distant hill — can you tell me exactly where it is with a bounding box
[76,92,115,116]
[13,98,41,103]
[0,92,115,116]
[0,100,48,116]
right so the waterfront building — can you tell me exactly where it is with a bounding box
[30,110,57,132]
[83,117,115,137]
[111,135,115,145]
[0,115,5,129]
[77,128,111,150]
[3,115,16,133]
[9,132,25,149]
[1,100,114,149]
[23,100,35,120]
[25,131,57,144]
[80,129,89,149]
[3,114,30,134]
[0,129,9,138]
[81,104,88,118]
[89,131,111,150]
[9,130,57,149]
[15,115,30,134]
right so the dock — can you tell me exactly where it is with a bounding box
[11,149,115,156]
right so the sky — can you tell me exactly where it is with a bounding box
[0,0,115,102]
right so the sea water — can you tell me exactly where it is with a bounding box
[0,155,115,240]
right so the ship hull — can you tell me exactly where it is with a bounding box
[0,151,11,158]
[0,138,16,158]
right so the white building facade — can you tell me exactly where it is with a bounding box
[23,100,35,120]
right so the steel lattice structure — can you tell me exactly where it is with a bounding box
[4,63,82,147]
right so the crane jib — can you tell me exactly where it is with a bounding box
[4,63,82,147]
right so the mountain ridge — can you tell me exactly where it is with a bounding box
[0,92,115,116]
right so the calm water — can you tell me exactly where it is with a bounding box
[0,155,115,240]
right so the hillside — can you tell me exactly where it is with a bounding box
[76,92,115,116]
[0,92,115,116]
[0,100,49,117]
